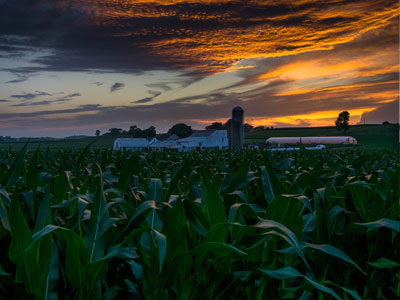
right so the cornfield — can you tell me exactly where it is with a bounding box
[0,144,399,299]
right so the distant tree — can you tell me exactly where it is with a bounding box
[335,111,350,131]
[143,126,156,138]
[108,128,123,135]
[95,130,101,136]
[157,133,170,140]
[168,123,193,138]
[128,125,139,137]
[382,121,390,125]
[205,122,225,130]
[254,126,265,131]
[244,123,254,132]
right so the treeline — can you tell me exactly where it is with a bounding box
[96,121,399,139]
[100,126,157,138]
[205,122,274,132]
[97,122,278,139]
[98,123,194,139]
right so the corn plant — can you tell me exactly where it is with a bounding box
[0,145,398,299]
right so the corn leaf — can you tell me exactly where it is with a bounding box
[367,257,400,268]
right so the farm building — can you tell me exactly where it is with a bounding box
[266,136,357,146]
[149,140,183,151]
[113,130,229,151]
[177,130,228,151]
[113,138,149,151]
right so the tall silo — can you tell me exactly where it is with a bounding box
[230,106,244,150]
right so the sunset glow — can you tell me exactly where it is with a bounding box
[0,0,398,136]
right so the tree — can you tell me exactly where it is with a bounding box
[335,111,350,131]
[254,126,265,131]
[244,123,254,132]
[128,125,140,137]
[167,123,193,138]
[95,130,101,136]
[108,128,123,135]
[205,122,225,130]
[142,126,156,138]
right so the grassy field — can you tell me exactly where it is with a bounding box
[0,124,398,150]
[245,124,399,150]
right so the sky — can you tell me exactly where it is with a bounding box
[0,0,398,137]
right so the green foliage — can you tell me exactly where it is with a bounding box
[0,147,398,299]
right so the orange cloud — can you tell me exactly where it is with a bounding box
[53,0,398,74]
[247,108,376,127]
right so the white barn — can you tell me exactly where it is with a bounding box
[113,130,229,152]
[149,140,183,151]
[177,130,228,151]
[266,136,357,146]
[113,138,149,151]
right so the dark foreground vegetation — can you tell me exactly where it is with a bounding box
[0,146,399,299]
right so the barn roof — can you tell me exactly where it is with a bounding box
[190,130,216,137]
[167,134,180,140]
[114,138,149,146]
[178,136,206,142]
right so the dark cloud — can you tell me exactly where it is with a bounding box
[62,92,81,99]
[131,90,161,104]
[0,0,397,76]
[9,92,81,106]
[358,100,399,124]
[132,97,153,104]
[0,99,10,102]
[3,68,38,83]
[10,91,51,100]
[6,78,28,83]
[145,82,172,91]
[92,82,103,86]
[0,104,102,118]
[10,100,55,107]
[110,82,125,93]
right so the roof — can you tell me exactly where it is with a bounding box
[114,138,149,147]
[150,140,180,148]
[167,134,180,140]
[178,136,206,142]
[232,106,244,112]
[266,136,357,145]
[190,130,216,137]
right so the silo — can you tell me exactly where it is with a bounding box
[226,119,232,149]
[230,106,244,150]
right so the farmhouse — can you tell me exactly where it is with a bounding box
[177,130,228,151]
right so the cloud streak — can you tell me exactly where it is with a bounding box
[11,91,51,100]
[110,82,125,92]
[8,92,81,107]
